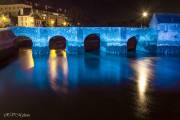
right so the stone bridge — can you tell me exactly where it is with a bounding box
[11,27,157,54]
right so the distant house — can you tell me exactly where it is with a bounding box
[0,4,32,16]
[18,8,34,27]
[33,14,42,27]
[150,13,180,42]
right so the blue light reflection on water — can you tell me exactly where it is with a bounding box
[0,48,180,92]
[0,49,180,119]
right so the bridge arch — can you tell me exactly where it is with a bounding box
[49,36,66,50]
[14,36,33,48]
[127,36,138,52]
[84,34,100,52]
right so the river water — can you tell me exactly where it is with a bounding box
[0,48,180,120]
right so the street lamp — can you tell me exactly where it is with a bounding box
[0,15,8,28]
[50,20,55,26]
[2,16,6,21]
[62,21,67,26]
[141,11,148,28]
[142,11,148,18]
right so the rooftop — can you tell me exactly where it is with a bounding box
[0,4,31,6]
[154,13,180,24]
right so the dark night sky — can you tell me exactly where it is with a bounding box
[12,0,180,24]
[44,0,180,24]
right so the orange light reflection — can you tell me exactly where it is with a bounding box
[19,48,34,70]
[49,50,68,95]
[131,58,154,115]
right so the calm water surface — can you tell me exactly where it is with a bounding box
[0,48,180,120]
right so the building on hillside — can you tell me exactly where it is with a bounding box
[57,14,69,26]
[18,8,34,27]
[0,3,70,27]
[33,7,70,26]
[33,15,42,27]
[0,4,32,16]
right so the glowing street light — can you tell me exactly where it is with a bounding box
[0,15,9,28]
[142,11,148,18]
[62,21,67,26]
[1,15,8,22]
[141,11,149,28]
[50,20,55,26]
[2,16,6,21]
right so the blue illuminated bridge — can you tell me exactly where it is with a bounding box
[11,26,180,55]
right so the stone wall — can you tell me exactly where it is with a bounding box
[0,29,16,50]
[11,27,157,54]
[0,29,18,61]
[157,23,180,55]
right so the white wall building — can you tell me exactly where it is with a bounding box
[18,7,34,27]
[150,13,180,42]
[0,4,32,16]
[18,16,34,27]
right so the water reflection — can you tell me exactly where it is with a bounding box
[19,48,34,70]
[48,49,69,95]
[131,58,154,117]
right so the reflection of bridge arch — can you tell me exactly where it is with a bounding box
[49,36,66,50]
[84,34,100,52]
[14,36,33,48]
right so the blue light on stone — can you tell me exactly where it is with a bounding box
[8,12,180,55]
[11,27,158,54]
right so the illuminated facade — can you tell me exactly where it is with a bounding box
[0,4,32,16]
[0,4,68,27]
[150,13,180,54]
[17,8,34,27]
[18,16,34,27]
